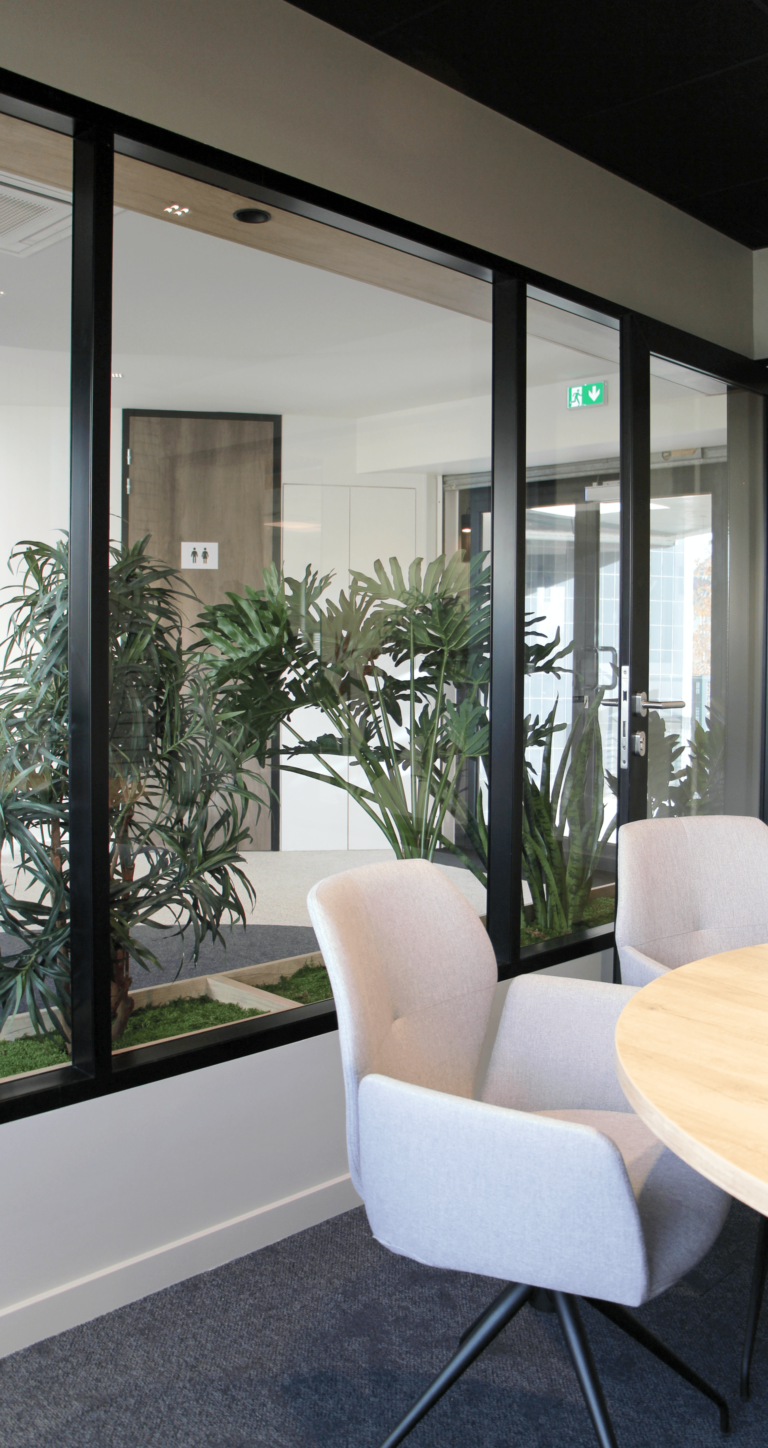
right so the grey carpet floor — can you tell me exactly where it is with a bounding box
[0,925,319,992]
[126,924,319,988]
[1,1200,767,1448]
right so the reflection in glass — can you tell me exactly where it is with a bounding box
[523,297,620,946]
[647,360,764,819]
[0,118,72,1079]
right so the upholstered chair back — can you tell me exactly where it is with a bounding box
[616,815,768,969]
[307,859,498,1194]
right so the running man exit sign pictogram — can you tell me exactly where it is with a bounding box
[568,381,606,408]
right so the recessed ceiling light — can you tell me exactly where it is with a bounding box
[163,205,190,217]
[111,372,123,379]
[233,207,271,224]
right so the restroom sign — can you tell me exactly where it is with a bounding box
[568,381,606,408]
[181,542,218,569]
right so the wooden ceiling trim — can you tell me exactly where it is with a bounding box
[114,154,491,323]
[0,112,72,191]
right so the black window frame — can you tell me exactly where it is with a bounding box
[0,64,766,1123]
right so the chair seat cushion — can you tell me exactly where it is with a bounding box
[536,1109,730,1299]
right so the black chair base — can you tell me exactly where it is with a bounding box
[586,1297,729,1433]
[379,1282,730,1448]
[741,1213,768,1400]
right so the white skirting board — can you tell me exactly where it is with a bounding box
[0,1171,361,1361]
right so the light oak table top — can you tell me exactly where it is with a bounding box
[615,945,768,1215]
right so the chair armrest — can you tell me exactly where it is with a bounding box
[481,974,639,1113]
[617,944,670,987]
[359,1073,648,1304]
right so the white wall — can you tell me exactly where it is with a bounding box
[0,1032,359,1357]
[0,404,69,557]
[356,395,491,475]
[1,0,754,355]
[0,403,70,645]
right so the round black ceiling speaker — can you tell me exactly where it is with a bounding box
[233,207,272,224]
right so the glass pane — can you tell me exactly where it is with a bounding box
[524,296,621,946]
[0,117,72,1081]
[108,154,492,1055]
[647,359,764,817]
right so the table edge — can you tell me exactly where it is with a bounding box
[614,1029,768,1216]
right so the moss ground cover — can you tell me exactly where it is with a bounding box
[0,1034,68,1078]
[521,894,615,948]
[259,961,333,1004]
[114,995,265,1048]
[0,995,267,1078]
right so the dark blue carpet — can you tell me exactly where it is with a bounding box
[0,1200,766,1446]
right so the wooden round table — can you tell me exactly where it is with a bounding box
[615,944,768,1214]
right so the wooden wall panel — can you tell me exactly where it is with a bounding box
[114,154,491,322]
[127,412,280,850]
[0,112,72,190]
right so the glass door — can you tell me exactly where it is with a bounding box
[523,298,621,949]
[622,357,765,823]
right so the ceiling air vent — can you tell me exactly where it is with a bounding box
[0,170,72,257]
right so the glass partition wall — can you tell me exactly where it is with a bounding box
[645,360,765,820]
[0,116,72,1083]
[522,299,621,950]
[0,73,766,1110]
[106,155,491,1058]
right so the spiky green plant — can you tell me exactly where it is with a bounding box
[647,701,725,817]
[522,686,617,935]
[198,552,491,879]
[0,537,261,1046]
[198,558,579,891]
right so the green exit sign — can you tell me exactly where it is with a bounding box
[568,381,606,408]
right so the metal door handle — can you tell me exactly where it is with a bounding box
[620,665,630,770]
[632,692,685,718]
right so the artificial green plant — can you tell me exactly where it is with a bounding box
[522,687,617,936]
[647,701,725,817]
[197,551,492,880]
[0,537,262,1045]
[521,614,618,937]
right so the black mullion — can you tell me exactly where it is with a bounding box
[68,125,114,1079]
[487,276,526,975]
[618,316,651,829]
[614,317,651,983]
[761,394,768,826]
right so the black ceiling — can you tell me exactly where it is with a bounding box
[288,0,768,250]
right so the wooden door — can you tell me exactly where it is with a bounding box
[125,411,280,849]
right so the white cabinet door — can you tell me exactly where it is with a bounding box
[348,486,416,848]
[281,483,416,851]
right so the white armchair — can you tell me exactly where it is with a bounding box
[615,813,768,1399]
[309,858,731,1447]
[615,815,768,988]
